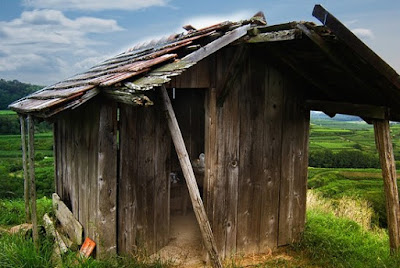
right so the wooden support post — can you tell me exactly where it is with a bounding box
[20,115,30,223]
[160,85,222,268]
[373,119,400,254]
[27,115,39,249]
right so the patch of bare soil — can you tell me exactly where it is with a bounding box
[151,212,315,267]
[152,211,206,267]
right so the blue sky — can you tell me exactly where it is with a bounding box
[0,0,399,85]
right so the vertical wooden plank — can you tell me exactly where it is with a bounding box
[27,115,38,249]
[224,71,240,257]
[97,100,118,255]
[213,50,228,257]
[259,64,284,250]
[278,75,309,246]
[374,119,400,253]
[204,88,217,225]
[136,106,156,252]
[154,99,171,250]
[118,104,138,254]
[237,49,264,254]
[88,102,100,243]
[292,84,310,242]
[20,115,30,223]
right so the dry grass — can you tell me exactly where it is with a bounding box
[307,190,374,230]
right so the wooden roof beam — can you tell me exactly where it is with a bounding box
[296,23,387,103]
[216,45,247,107]
[267,45,336,100]
[312,5,400,90]
[246,29,301,43]
[306,100,388,120]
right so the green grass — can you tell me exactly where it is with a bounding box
[0,198,52,226]
[295,209,400,268]
[0,233,54,268]
[0,110,16,115]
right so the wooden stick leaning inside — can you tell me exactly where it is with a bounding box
[373,119,400,254]
[27,115,39,249]
[160,85,222,268]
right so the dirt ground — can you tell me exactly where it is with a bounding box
[152,211,206,267]
[151,211,312,267]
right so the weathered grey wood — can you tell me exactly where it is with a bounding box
[160,85,222,268]
[102,89,154,106]
[183,24,250,64]
[204,88,217,230]
[89,103,101,245]
[154,100,171,250]
[260,65,284,250]
[27,115,39,249]
[305,100,387,120]
[43,213,69,254]
[169,58,211,88]
[216,45,247,107]
[373,120,400,253]
[223,66,240,256]
[237,51,263,253]
[97,100,118,255]
[278,75,309,246]
[20,115,30,223]
[246,29,300,43]
[53,193,83,245]
[137,106,156,252]
[118,104,138,253]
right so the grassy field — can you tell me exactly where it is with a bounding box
[1,111,400,266]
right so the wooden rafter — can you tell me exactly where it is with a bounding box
[312,4,400,90]
[266,45,335,100]
[306,100,388,120]
[295,23,388,104]
[216,45,248,107]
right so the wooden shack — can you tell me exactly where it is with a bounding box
[9,5,400,266]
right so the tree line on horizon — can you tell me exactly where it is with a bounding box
[0,79,42,110]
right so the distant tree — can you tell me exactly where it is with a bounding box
[0,79,42,110]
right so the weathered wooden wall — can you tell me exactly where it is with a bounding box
[54,97,118,255]
[204,45,310,258]
[118,100,171,254]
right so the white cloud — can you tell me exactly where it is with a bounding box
[181,10,253,30]
[352,28,374,40]
[23,0,168,11]
[0,9,123,83]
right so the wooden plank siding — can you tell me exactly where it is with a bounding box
[54,97,118,256]
[118,100,171,255]
[205,45,309,257]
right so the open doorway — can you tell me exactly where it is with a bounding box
[157,88,206,265]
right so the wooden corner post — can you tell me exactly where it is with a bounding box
[373,119,400,254]
[19,115,31,223]
[27,115,39,249]
[160,85,222,268]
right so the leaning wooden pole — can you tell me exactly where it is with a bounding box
[27,115,39,249]
[20,115,31,223]
[373,119,400,254]
[160,85,222,268]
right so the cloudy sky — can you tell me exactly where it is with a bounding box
[0,0,399,85]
